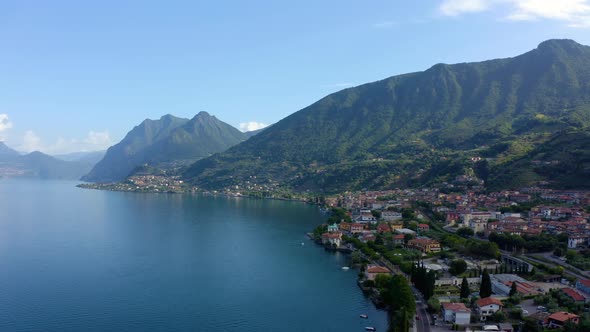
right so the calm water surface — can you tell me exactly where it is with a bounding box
[0,179,388,331]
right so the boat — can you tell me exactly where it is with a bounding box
[360,314,368,319]
[365,327,376,331]
[341,266,350,270]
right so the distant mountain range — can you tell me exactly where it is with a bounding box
[183,39,590,193]
[0,142,98,180]
[82,112,260,182]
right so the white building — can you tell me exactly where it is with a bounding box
[476,297,503,321]
[442,302,471,325]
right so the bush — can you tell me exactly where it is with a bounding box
[363,280,375,288]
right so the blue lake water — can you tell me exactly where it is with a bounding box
[0,179,388,331]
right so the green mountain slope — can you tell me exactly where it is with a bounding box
[83,112,248,182]
[184,39,590,193]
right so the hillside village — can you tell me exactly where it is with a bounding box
[312,186,590,332]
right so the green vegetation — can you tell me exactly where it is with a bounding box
[84,112,250,182]
[326,208,352,224]
[383,275,416,332]
[184,39,590,193]
[489,232,562,253]
[460,277,471,299]
[449,259,468,276]
[480,270,492,298]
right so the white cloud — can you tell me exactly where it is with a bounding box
[18,130,113,154]
[439,0,590,27]
[20,130,42,152]
[238,122,268,132]
[439,0,490,16]
[0,114,13,132]
[84,131,112,146]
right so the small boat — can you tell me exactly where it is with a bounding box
[365,327,376,331]
[360,314,368,319]
[301,242,305,246]
[342,266,350,270]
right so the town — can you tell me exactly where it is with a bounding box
[311,187,590,332]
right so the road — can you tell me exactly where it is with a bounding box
[411,286,431,332]
[525,254,590,279]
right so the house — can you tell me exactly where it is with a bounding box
[327,223,339,233]
[339,222,351,232]
[382,211,402,221]
[418,223,430,232]
[377,223,392,234]
[408,238,441,253]
[561,288,586,303]
[321,232,342,247]
[390,223,404,231]
[546,312,579,329]
[350,223,364,234]
[469,219,487,233]
[364,265,391,281]
[392,234,405,245]
[359,210,377,224]
[476,297,503,321]
[442,302,471,325]
[568,235,589,249]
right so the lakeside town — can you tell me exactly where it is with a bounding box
[78,172,590,332]
[311,186,590,332]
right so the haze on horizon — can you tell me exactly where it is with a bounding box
[2,0,590,154]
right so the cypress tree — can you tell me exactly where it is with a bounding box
[480,270,493,298]
[509,282,518,296]
[460,276,471,299]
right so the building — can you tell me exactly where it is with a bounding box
[327,223,339,232]
[568,235,589,249]
[350,223,364,234]
[561,288,586,303]
[546,312,579,329]
[476,297,503,321]
[382,211,402,221]
[408,238,441,253]
[575,279,590,296]
[364,265,391,281]
[392,234,405,245]
[321,232,342,247]
[418,223,430,232]
[377,223,392,233]
[442,302,471,325]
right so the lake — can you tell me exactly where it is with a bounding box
[0,179,388,331]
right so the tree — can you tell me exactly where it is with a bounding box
[427,297,441,313]
[509,282,518,296]
[554,247,564,257]
[522,317,540,332]
[386,275,416,332]
[460,277,471,299]
[450,259,468,276]
[457,227,474,238]
[480,270,492,298]
[490,311,506,323]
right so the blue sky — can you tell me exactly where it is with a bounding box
[1,0,590,154]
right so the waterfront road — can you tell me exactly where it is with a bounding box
[411,286,431,332]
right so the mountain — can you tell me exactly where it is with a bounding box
[184,39,590,193]
[0,142,20,159]
[82,112,249,182]
[53,150,106,165]
[0,143,93,180]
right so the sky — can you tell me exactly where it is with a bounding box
[1,0,590,154]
